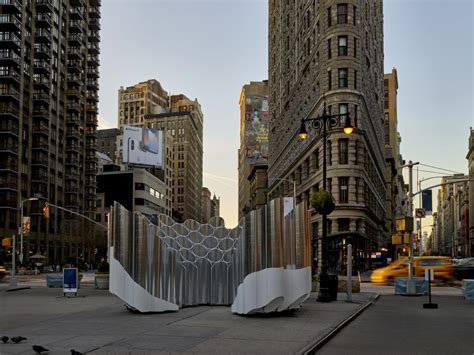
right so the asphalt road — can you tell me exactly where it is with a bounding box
[318,291,474,355]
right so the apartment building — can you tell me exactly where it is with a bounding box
[0,0,101,264]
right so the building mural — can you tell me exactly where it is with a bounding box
[244,95,269,164]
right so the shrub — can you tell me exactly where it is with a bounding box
[98,260,109,273]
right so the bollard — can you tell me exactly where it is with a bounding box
[347,244,352,302]
[423,268,438,309]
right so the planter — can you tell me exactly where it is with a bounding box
[95,274,109,289]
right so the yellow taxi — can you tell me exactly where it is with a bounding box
[370,256,453,284]
[0,265,6,280]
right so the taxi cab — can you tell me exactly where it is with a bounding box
[370,256,453,284]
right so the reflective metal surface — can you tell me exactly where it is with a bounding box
[109,197,311,309]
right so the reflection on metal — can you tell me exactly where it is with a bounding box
[109,198,311,314]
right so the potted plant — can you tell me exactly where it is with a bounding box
[310,189,335,215]
[94,259,110,289]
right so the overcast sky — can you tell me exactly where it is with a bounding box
[98,0,473,227]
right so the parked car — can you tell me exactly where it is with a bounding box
[370,256,453,284]
[453,258,474,280]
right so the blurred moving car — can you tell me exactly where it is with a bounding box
[370,256,453,284]
[453,258,474,280]
[0,265,6,280]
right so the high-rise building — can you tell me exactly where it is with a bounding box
[97,128,119,163]
[118,81,203,223]
[383,68,407,255]
[268,0,386,271]
[435,175,468,257]
[238,81,269,220]
[118,80,168,128]
[0,0,101,263]
[467,128,474,256]
[210,194,220,220]
[145,94,203,222]
[202,187,211,223]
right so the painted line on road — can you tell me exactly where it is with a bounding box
[302,294,380,355]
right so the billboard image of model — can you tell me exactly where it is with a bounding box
[123,125,163,168]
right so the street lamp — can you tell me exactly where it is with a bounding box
[10,197,39,288]
[298,102,353,302]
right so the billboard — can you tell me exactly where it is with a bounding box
[244,94,269,164]
[123,125,163,168]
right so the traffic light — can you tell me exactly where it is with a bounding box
[42,203,49,219]
[2,238,11,248]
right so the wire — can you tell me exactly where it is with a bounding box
[419,163,463,174]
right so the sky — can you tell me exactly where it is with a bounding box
[98,0,473,228]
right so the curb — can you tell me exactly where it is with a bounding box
[301,293,380,354]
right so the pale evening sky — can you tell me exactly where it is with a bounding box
[98,0,473,228]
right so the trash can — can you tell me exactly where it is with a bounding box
[328,273,339,301]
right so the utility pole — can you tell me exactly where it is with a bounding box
[402,160,419,294]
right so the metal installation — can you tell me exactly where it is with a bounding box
[109,198,312,314]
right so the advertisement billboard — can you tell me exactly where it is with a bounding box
[63,268,78,294]
[244,94,269,164]
[123,126,163,168]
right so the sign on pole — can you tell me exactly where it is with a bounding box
[422,190,433,215]
[415,208,426,218]
[22,217,31,233]
[63,268,78,296]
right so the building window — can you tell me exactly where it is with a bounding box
[315,148,320,170]
[338,36,348,56]
[327,38,332,59]
[353,6,357,25]
[339,177,349,203]
[339,139,349,164]
[338,218,350,231]
[338,68,348,88]
[354,37,357,57]
[327,140,332,165]
[327,7,332,27]
[354,70,358,89]
[328,70,332,90]
[385,112,390,144]
[337,4,348,24]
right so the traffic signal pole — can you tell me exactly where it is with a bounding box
[402,161,419,295]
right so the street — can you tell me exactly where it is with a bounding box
[318,285,474,355]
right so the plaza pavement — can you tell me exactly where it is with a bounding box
[0,275,468,354]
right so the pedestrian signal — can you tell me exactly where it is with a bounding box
[42,204,49,219]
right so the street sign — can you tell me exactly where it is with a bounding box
[425,268,434,281]
[415,208,426,218]
[22,217,31,233]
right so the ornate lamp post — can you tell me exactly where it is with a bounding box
[298,102,353,302]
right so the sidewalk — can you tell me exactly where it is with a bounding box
[0,282,377,354]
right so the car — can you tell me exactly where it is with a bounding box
[370,256,453,284]
[0,265,6,280]
[453,258,474,280]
